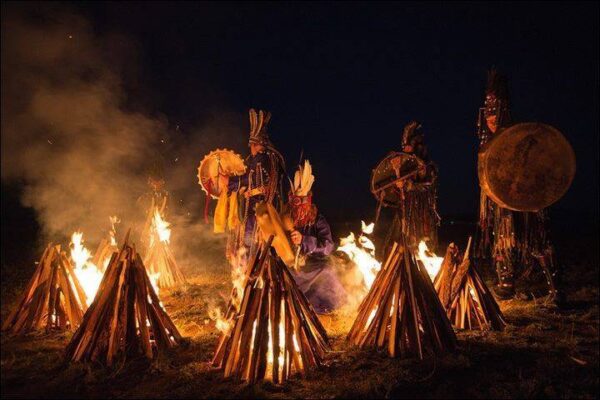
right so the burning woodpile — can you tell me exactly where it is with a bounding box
[212,236,330,384]
[434,238,506,330]
[144,209,186,289]
[65,237,181,365]
[348,240,457,359]
[2,244,87,335]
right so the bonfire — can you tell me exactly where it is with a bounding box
[212,226,330,383]
[65,235,181,365]
[434,238,506,330]
[348,239,456,359]
[2,244,87,335]
[144,209,186,288]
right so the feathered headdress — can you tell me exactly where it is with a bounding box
[248,108,272,146]
[288,160,317,226]
[401,121,423,148]
[291,160,314,196]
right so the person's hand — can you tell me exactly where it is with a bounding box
[290,230,303,246]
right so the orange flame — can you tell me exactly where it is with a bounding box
[416,240,443,280]
[152,209,171,244]
[70,232,103,306]
[338,221,381,289]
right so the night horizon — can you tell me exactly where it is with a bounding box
[3,2,598,232]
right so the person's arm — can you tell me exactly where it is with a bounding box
[300,215,335,256]
[227,157,252,192]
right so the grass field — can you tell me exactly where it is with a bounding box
[1,233,598,399]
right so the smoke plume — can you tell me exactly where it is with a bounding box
[1,5,244,272]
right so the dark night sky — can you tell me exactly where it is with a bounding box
[2,2,599,246]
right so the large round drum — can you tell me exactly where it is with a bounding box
[478,122,576,212]
[197,149,246,199]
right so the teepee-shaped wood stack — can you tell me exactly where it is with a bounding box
[144,239,186,289]
[2,244,87,335]
[348,240,457,359]
[65,237,181,365]
[212,236,330,384]
[144,210,186,289]
[434,238,506,331]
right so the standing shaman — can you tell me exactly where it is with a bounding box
[376,121,440,257]
[220,109,286,266]
[475,69,560,301]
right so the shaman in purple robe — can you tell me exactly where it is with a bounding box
[292,213,348,313]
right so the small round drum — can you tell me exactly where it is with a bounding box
[478,122,576,212]
[197,149,246,199]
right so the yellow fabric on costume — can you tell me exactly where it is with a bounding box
[227,192,239,229]
[214,191,229,233]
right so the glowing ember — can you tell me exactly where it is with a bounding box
[338,221,381,289]
[70,232,103,306]
[416,240,443,280]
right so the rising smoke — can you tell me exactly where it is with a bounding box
[1,4,244,272]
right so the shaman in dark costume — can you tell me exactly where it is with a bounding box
[475,69,560,301]
[382,121,440,257]
[224,109,286,265]
[286,161,347,313]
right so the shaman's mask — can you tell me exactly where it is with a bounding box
[289,193,316,227]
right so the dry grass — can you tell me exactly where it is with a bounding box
[1,240,598,399]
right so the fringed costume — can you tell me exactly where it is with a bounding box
[349,121,455,359]
[475,69,560,301]
[225,109,286,268]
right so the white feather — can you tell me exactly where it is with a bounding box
[293,168,301,194]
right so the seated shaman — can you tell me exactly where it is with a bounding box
[285,160,347,314]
